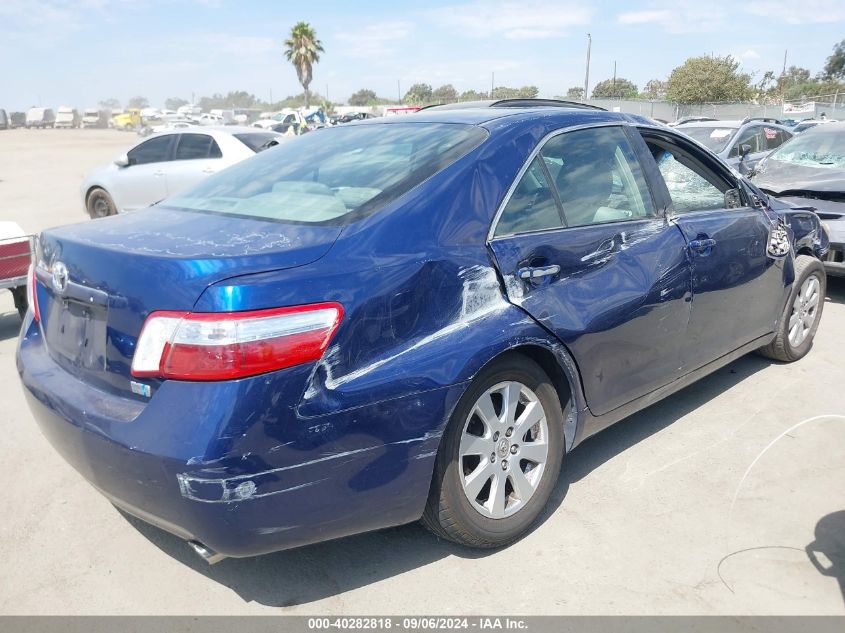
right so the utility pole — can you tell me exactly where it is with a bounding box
[612,60,617,98]
[584,33,592,100]
[780,49,788,104]
[491,72,495,99]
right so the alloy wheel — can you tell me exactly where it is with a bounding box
[788,274,821,347]
[459,381,549,519]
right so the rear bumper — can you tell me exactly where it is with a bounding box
[17,319,446,557]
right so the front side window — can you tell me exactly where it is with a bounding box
[646,139,732,214]
[730,127,765,157]
[541,126,655,228]
[128,135,173,165]
[164,123,488,224]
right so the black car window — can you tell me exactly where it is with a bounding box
[174,133,222,160]
[540,126,655,228]
[730,126,765,157]
[494,158,563,236]
[128,135,173,165]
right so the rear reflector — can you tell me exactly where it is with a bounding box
[131,303,343,381]
[27,265,40,322]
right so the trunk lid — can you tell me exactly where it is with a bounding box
[35,206,341,398]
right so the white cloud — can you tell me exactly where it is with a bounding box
[739,49,760,60]
[744,1,845,24]
[334,21,414,60]
[429,1,592,40]
[617,3,730,33]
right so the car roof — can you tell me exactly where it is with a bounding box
[678,119,789,130]
[353,106,642,128]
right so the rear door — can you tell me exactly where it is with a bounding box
[113,134,175,211]
[489,124,692,416]
[164,133,225,197]
[638,127,787,371]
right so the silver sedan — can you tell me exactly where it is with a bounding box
[80,127,283,217]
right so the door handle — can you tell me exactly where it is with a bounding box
[517,264,560,280]
[689,238,716,252]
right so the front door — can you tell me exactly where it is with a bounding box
[639,129,788,371]
[489,125,692,416]
[116,134,174,211]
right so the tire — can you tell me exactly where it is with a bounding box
[422,354,565,548]
[86,187,117,218]
[757,254,826,362]
[11,287,27,319]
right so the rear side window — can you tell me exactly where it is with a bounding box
[128,135,173,165]
[166,123,488,224]
[494,158,562,236]
[174,133,222,160]
[544,126,655,228]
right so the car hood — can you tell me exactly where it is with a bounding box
[753,158,845,195]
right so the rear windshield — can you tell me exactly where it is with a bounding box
[678,125,738,153]
[768,125,845,169]
[233,132,283,153]
[165,123,488,224]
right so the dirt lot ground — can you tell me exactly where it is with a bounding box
[0,128,843,615]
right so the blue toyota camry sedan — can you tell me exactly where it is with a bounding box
[18,101,828,562]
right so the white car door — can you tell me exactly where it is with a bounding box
[164,133,227,197]
[112,134,175,211]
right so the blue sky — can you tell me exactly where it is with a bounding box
[1,0,844,110]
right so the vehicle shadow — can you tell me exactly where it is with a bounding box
[826,276,845,304]
[121,354,770,609]
[806,510,845,605]
[0,310,22,341]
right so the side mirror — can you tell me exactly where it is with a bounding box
[724,188,742,209]
[114,153,129,167]
[739,143,753,159]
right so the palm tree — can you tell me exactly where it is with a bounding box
[283,22,324,109]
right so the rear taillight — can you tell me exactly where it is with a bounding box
[131,302,343,381]
[27,265,40,322]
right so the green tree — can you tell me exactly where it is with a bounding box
[591,77,638,99]
[98,98,121,110]
[283,21,324,108]
[431,84,458,103]
[517,85,539,98]
[127,96,149,109]
[404,83,432,104]
[666,56,752,104]
[564,87,584,99]
[491,86,519,99]
[823,39,845,80]
[164,97,189,111]
[642,79,667,100]
[321,100,336,116]
[349,88,378,106]
[459,89,488,101]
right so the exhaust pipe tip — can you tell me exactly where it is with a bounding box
[188,540,226,565]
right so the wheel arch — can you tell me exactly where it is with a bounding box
[464,340,586,453]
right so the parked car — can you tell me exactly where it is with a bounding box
[19,105,827,562]
[80,127,283,217]
[9,112,26,128]
[792,119,838,134]
[137,118,199,137]
[0,109,8,129]
[25,107,55,129]
[253,110,307,132]
[668,116,717,127]
[0,221,33,318]
[752,121,845,276]
[54,106,81,129]
[81,108,108,128]
[337,111,376,123]
[676,118,793,175]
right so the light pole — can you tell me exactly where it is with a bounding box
[584,33,592,100]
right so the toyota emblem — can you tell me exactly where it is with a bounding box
[51,261,69,293]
